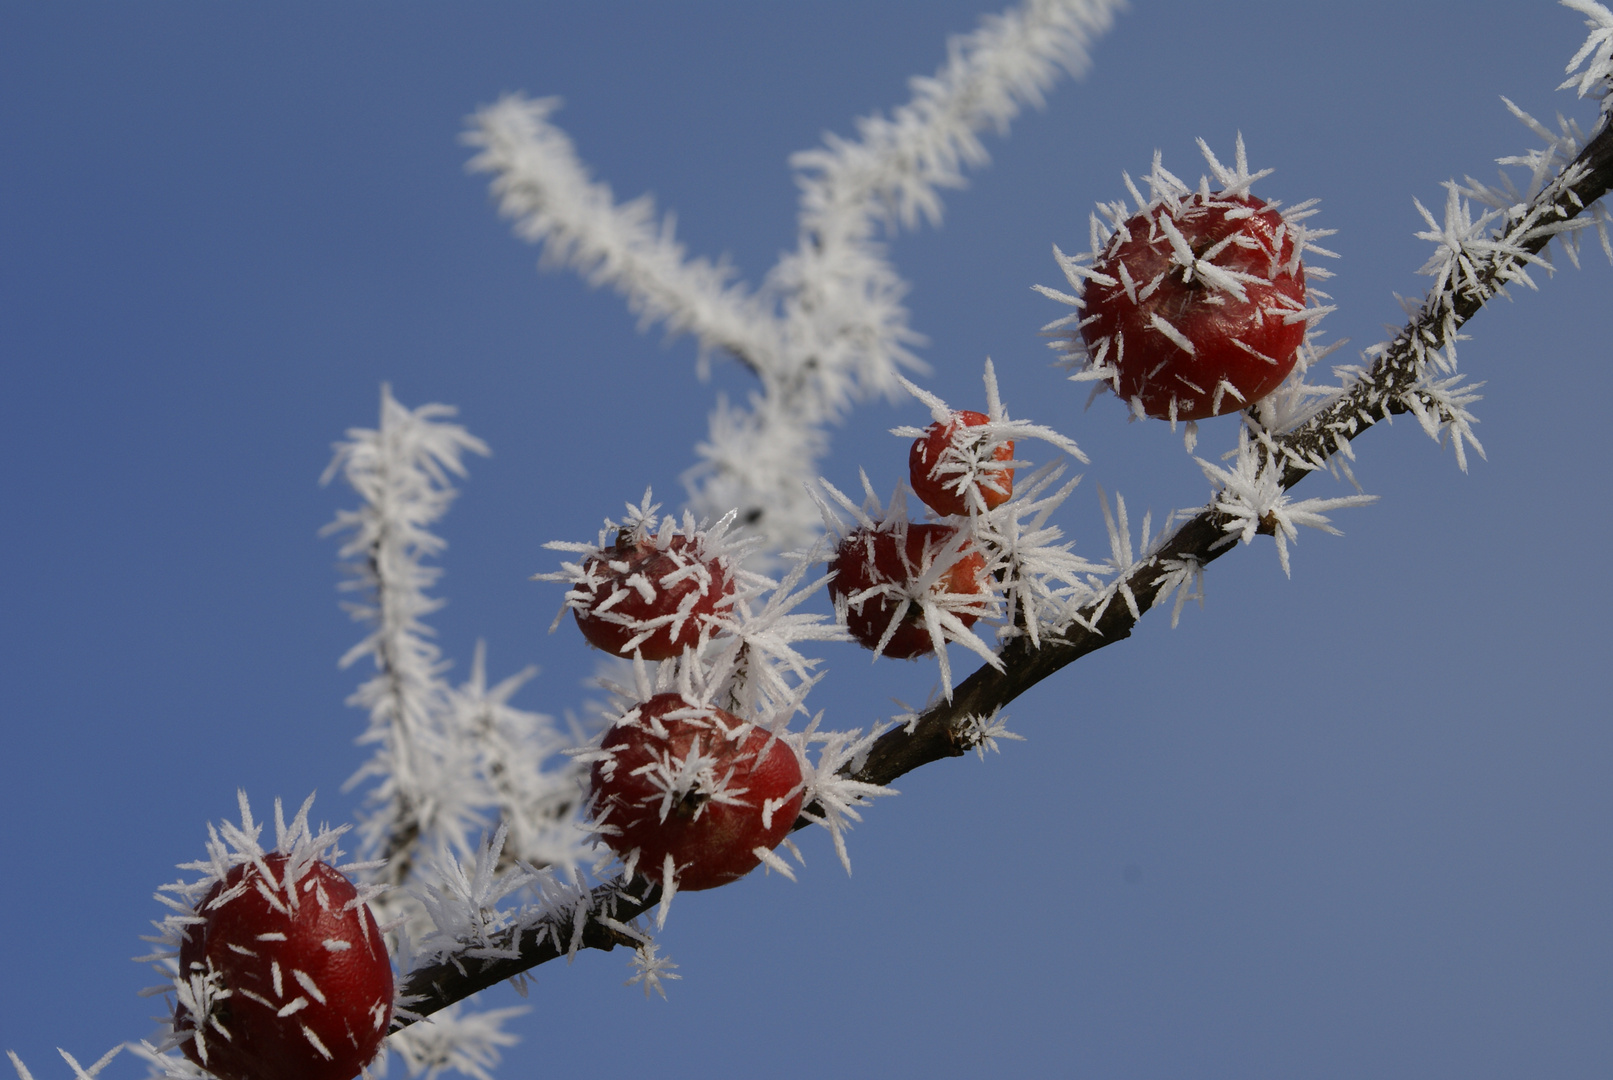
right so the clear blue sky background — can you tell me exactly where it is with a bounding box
[3,3,1609,1078]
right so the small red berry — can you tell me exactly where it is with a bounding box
[1081,191,1306,421]
[174,854,392,1080]
[828,523,988,659]
[909,410,1015,516]
[590,694,803,891]
[571,530,732,660]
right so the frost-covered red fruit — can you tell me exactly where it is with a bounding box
[909,410,1015,516]
[1081,191,1306,421]
[828,523,987,659]
[174,854,392,1080]
[590,694,803,891]
[572,531,732,660]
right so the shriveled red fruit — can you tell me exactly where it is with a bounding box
[174,854,392,1080]
[828,523,987,659]
[909,410,1015,516]
[572,531,732,660]
[1081,191,1306,421]
[590,693,803,891]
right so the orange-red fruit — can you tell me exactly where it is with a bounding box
[573,532,731,660]
[909,410,1015,516]
[175,854,392,1080]
[1081,191,1306,421]
[828,523,987,659]
[590,694,803,891]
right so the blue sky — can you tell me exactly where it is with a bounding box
[3,3,1610,1078]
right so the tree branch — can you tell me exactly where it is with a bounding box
[848,113,1613,791]
[390,113,1613,1032]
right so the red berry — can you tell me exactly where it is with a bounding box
[590,694,803,891]
[1081,191,1306,421]
[572,530,732,660]
[175,855,392,1080]
[909,410,1015,516]
[828,523,987,659]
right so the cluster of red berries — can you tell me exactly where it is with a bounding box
[549,512,808,894]
[564,258,1314,891]
[826,410,1009,659]
[174,854,393,1080]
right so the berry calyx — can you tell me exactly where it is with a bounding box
[174,854,392,1080]
[909,410,1015,516]
[590,693,803,892]
[571,529,733,660]
[828,522,988,659]
[1080,191,1306,421]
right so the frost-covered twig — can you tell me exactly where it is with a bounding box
[392,875,661,1026]
[324,386,593,887]
[322,384,490,884]
[321,389,598,1068]
[467,0,1123,558]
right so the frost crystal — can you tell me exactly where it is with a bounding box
[323,387,593,888]
[385,1002,526,1080]
[625,941,682,1000]
[1561,1,1613,108]
[1198,431,1378,577]
[957,708,1025,760]
[796,719,899,874]
[6,1046,127,1080]
[540,488,845,727]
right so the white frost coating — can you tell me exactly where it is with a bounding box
[1561,1,1613,108]
[467,0,1124,559]
[321,384,491,871]
[795,719,900,875]
[404,825,533,969]
[5,1046,125,1080]
[815,475,1003,693]
[319,388,599,1076]
[892,362,1106,648]
[322,386,594,884]
[1342,41,1613,474]
[539,488,850,728]
[127,1042,214,1080]
[956,708,1026,760]
[1198,430,1379,577]
[384,1002,527,1080]
[625,941,682,1000]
